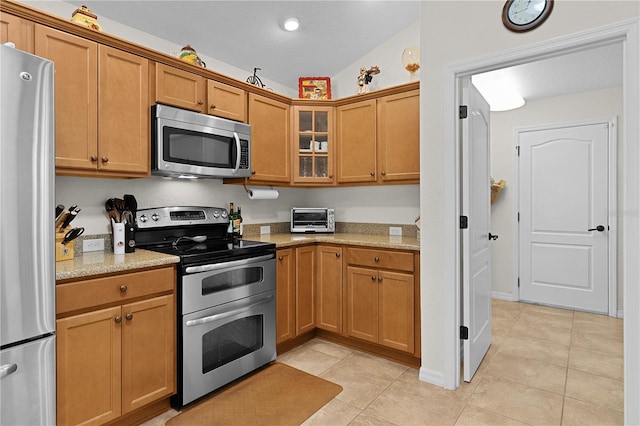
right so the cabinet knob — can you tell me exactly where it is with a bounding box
[335,253,340,258]
[125,313,133,321]
[119,285,127,293]
[329,174,333,178]
[101,156,109,163]
[381,171,386,176]
[378,276,383,282]
[374,256,380,262]
[210,104,217,110]
[114,316,122,324]
[251,170,256,175]
[278,256,283,261]
[370,172,375,176]
[90,155,98,162]
[371,276,376,281]
[198,100,204,105]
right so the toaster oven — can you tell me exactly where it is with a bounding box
[290,208,335,233]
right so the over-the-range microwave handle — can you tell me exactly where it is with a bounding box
[233,132,240,174]
[184,253,274,274]
[185,294,274,327]
[0,363,18,379]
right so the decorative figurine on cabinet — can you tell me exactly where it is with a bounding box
[70,5,102,31]
[357,65,381,94]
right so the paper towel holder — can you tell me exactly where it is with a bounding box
[243,183,280,200]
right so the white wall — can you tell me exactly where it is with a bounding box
[332,20,420,99]
[419,0,639,388]
[490,86,624,310]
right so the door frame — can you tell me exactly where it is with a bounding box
[441,18,639,424]
[512,118,618,317]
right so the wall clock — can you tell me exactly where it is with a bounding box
[502,0,554,33]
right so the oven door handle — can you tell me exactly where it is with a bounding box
[185,294,274,327]
[232,132,241,175]
[184,253,274,274]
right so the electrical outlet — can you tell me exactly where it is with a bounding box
[83,238,105,252]
[389,226,403,236]
[260,226,271,235]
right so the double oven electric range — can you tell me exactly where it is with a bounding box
[135,206,276,408]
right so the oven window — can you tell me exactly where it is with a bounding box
[202,315,264,373]
[163,126,235,168]
[201,266,263,296]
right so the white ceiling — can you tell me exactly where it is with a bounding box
[68,1,622,98]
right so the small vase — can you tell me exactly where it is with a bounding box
[402,47,420,81]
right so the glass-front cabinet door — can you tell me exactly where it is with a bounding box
[292,106,334,184]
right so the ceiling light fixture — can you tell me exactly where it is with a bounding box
[283,17,299,32]
[472,70,525,112]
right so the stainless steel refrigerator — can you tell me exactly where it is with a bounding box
[0,43,56,425]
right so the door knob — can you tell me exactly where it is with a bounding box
[588,225,606,232]
[488,233,499,241]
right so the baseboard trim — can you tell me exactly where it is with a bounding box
[491,291,515,301]
[418,367,444,387]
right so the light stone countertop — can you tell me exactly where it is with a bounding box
[247,232,420,251]
[55,233,418,282]
[56,249,180,282]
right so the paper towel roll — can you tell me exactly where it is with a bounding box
[247,188,279,200]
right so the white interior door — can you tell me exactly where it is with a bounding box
[462,78,492,382]
[518,122,610,314]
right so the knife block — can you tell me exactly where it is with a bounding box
[55,231,75,262]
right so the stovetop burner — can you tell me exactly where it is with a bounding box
[134,206,275,267]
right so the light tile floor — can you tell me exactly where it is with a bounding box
[143,299,624,425]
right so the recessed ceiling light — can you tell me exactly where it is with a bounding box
[283,17,299,32]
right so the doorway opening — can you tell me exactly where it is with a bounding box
[442,19,639,422]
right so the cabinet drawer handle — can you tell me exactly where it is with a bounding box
[114,316,122,324]
[90,155,98,162]
[374,256,380,262]
[101,156,109,163]
[125,313,133,321]
[119,285,127,293]
[210,104,217,109]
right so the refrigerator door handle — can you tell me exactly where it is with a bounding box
[0,363,18,379]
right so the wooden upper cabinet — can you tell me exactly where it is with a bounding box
[248,93,290,182]
[377,90,420,183]
[35,25,149,176]
[1,13,33,52]
[336,99,377,183]
[155,63,205,112]
[35,25,98,171]
[98,45,149,174]
[207,80,247,122]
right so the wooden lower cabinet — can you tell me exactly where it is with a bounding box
[316,245,343,333]
[346,248,415,354]
[295,246,316,335]
[56,267,176,426]
[276,248,295,344]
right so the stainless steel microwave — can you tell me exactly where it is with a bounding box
[151,104,251,179]
[291,208,335,233]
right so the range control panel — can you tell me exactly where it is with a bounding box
[136,206,229,228]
